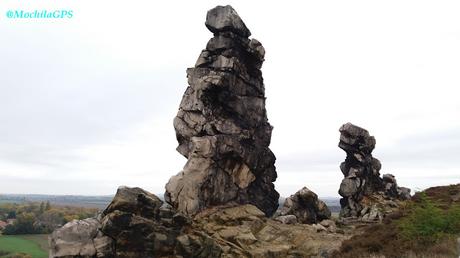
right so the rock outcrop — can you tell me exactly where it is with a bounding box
[49,218,112,257]
[338,123,411,221]
[186,204,348,257]
[276,187,331,224]
[50,186,187,258]
[165,5,279,216]
[50,187,352,258]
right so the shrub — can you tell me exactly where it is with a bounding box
[0,250,11,256]
[398,193,460,243]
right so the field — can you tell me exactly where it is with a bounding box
[0,235,48,258]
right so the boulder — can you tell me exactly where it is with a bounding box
[319,219,337,233]
[338,123,411,220]
[274,215,297,224]
[277,187,331,224]
[457,237,460,255]
[165,5,279,217]
[101,187,185,257]
[50,186,187,258]
[312,223,327,232]
[205,5,251,37]
[49,218,112,258]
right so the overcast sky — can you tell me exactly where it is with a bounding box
[0,0,459,197]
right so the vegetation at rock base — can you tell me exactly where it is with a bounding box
[398,193,460,244]
[333,184,460,258]
[0,202,98,235]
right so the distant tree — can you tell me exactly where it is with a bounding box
[39,202,45,214]
[3,224,16,234]
[45,201,51,211]
[63,214,79,223]
[1,201,98,235]
[7,210,16,219]
[40,209,65,232]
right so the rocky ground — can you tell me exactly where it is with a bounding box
[50,186,363,258]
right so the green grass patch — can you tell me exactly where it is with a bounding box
[0,235,47,258]
[16,235,48,255]
[398,193,460,244]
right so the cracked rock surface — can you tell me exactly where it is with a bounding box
[338,123,411,221]
[50,186,187,258]
[165,5,279,217]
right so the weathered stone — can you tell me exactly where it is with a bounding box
[205,5,251,37]
[49,218,103,258]
[175,232,223,258]
[93,234,114,257]
[166,5,279,217]
[277,187,331,224]
[103,186,162,219]
[338,123,411,220]
[191,204,348,257]
[361,205,382,222]
[457,237,460,255]
[312,223,327,232]
[320,219,337,233]
[339,178,360,197]
[397,186,411,200]
[50,186,187,258]
[274,215,297,224]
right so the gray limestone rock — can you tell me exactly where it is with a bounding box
[165,5,279,217]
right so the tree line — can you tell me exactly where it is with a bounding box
[0,202,98,235]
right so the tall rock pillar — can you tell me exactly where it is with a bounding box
[338,123,411,220]
[165,5,279,216]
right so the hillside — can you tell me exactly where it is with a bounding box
[333,184,460,258]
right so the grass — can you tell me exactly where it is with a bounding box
[333,184,460,258]
[17,236,48,254]
[398,193,460,244]
[0,235,48,258]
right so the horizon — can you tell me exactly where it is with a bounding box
[1,0,459,197]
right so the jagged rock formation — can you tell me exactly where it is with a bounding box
[50,187,353,258]
[165,5,279,216]
[50,186,188,258]
[276,186,331,224]
[338,123,411,221]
